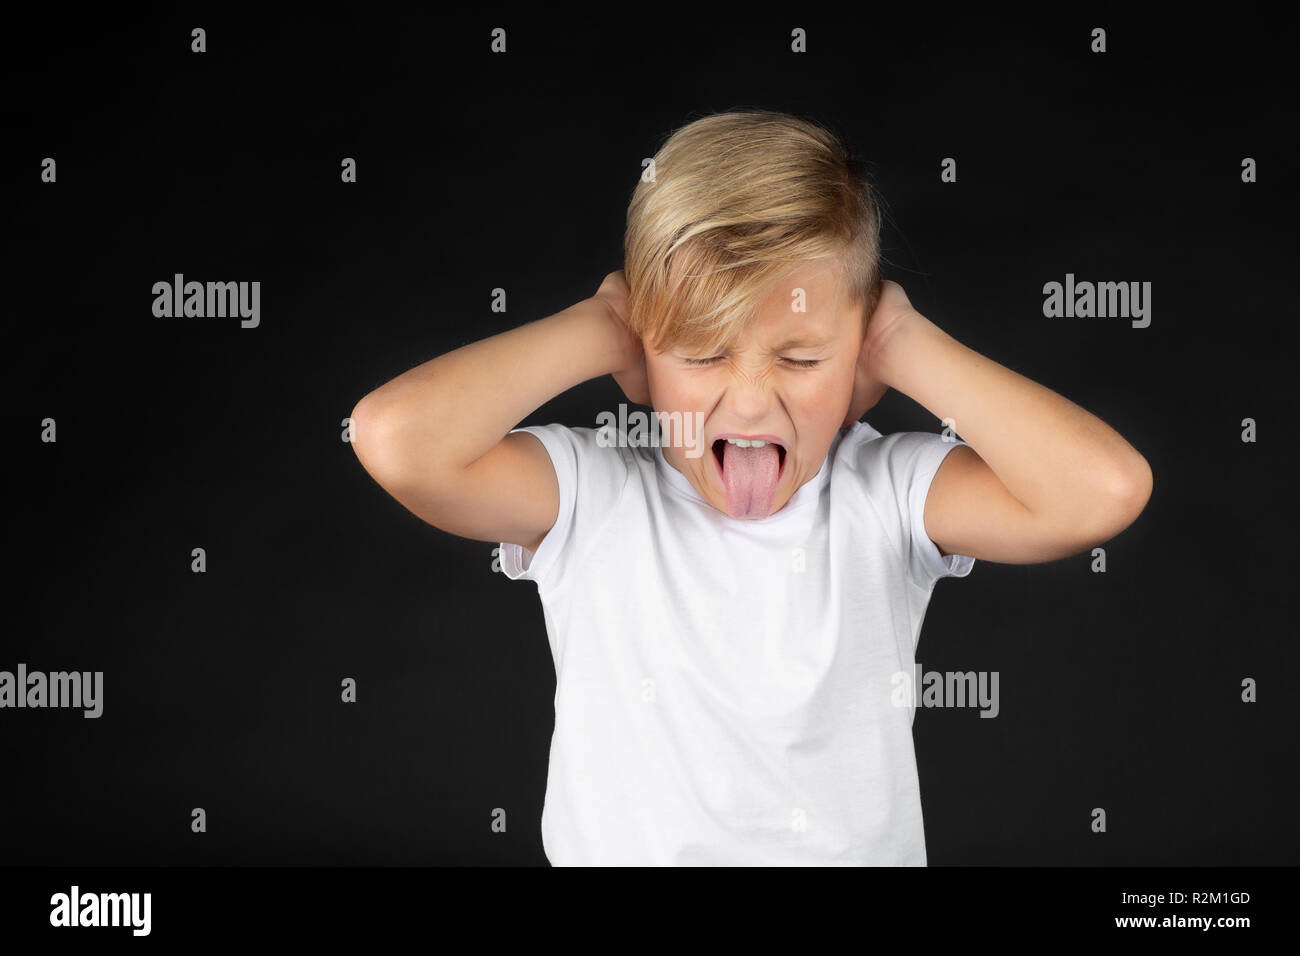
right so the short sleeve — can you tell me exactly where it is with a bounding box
[903,433,976,587]
[497,424,578,587]
[496,423,627,592]
[849,425,976,590]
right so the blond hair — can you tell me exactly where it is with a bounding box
[623,109,884,355]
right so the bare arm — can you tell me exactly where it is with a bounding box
[863,281,1153,564]
[350,283,640,553]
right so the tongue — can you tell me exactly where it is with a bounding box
[721,441,781,518]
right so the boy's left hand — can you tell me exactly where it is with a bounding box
[841,279,920,428]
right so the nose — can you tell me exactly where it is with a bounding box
[723,365,776,424]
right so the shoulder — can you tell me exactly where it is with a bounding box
[835,420,938,475]
[511,422,626,462]
[832,420,968,525]
[509,422,636,497]
[838,421,959,471]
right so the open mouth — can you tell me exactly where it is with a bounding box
[712,438,787,477]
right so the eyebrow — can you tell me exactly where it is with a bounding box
[765,335,832,350]
[681,335,832,356]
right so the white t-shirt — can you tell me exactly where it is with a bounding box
[498,419,975,865]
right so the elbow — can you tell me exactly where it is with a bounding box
[348,395,403,478]
[1084,457,1152,544]
[1034,458,1153,556]
[1111,455,1153,522]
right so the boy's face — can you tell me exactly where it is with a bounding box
[646,260,866,519]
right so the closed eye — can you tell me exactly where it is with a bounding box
[680,356,823,368]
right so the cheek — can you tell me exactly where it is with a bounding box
[645,364,696,408]
[825,360,858,396]
[643,358,667,391]
[785,369,854,424]
[797,366,852,400]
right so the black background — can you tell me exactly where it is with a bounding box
[6,5,1297,870]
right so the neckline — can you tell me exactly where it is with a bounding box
[653,428,846,522]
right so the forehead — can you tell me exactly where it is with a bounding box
[744,261,853,343]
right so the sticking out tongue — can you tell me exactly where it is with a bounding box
[721,441,781,518]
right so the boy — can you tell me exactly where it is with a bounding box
[350,111,1152,865]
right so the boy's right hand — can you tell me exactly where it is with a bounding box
[593,270,651,406]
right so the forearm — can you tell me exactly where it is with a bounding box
[354,297,625,473]
[873,313,1152,520]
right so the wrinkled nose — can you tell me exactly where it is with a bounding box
[724,369,776,424]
